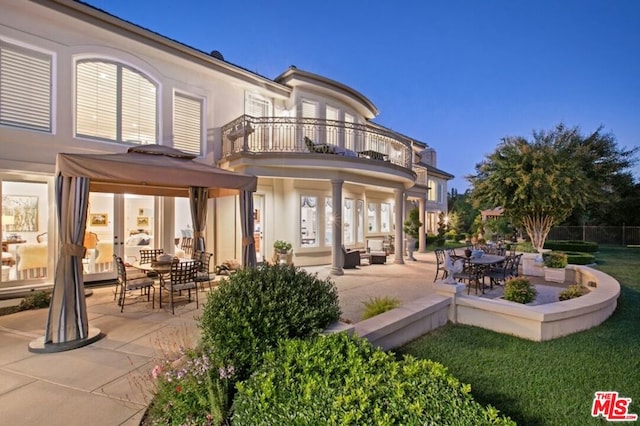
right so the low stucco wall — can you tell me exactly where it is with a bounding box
[435,265,619,341]
[326,295,450,351]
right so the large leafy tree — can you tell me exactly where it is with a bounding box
[559,125,638,225]
[468,124,596,252]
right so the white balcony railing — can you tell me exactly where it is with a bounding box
[222,115,413,169]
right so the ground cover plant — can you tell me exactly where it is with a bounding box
[361,295,400,320]
[397,245,640,425]
[233,333,515,425]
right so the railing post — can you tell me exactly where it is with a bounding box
[622,223,625,246]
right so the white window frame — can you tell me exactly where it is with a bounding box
[75,59,158,144]
[0,39,53,133]
[173,92,203,156]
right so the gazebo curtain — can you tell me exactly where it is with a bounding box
[45,175,90,344]
[240,190,256,267]
[189,186,207,253]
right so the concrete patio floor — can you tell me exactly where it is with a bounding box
[0,251,440,426]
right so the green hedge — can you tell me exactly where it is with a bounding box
[565,251,596,265]
[543,240,598,252]
[199,264,341,382]
[233,333,515,425]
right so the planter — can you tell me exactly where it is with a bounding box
[544,266,566,283]
[405,237,416,261]
[521,253,544,277]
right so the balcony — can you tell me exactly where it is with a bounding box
[221,115,413,169]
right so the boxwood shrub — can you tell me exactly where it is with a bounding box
[565,251,596,265]
[233,333,515,425]
[543,240,598,252]
[199,263,341,382]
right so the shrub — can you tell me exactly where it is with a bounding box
[543,251,568,268]
[565,251,596,265]
[233,333,515,425]
[426,233,438,245]
[361,296,400,320]
[146,347,234,426]
[514,241,538,253]
[503,277,537,304]
[199,263,340,383]
[559,284,588,301]
[543,240,599,252]
[18,291,51,311]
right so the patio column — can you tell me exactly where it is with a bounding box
[394,188,405,264]
[330,179,344,276]
[418,195,427,253]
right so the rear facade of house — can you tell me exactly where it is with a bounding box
[0,0,453,295]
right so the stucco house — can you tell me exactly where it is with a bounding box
[0,0,452,294]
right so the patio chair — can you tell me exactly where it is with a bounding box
[304,136,336,154]
[193,251,215,290]
[433,248,447,281]
[162,260,199,314]
[452,257,483,295]
[342,246,361,269]
[113,255,155,312]
[139,248,164,278]
[485,255,516,288]
[181,237,194,257]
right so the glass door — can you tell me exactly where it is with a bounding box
[253,194,264,262]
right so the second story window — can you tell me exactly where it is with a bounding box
[0,41,52,132]
[173,93,203,155]
[76,60,157,144]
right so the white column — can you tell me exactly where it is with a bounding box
[330,179,344,275]
[393,188,405,264]
[418,195,427,253]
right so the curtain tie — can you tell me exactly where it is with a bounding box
[193,231,203,239]
[62,243,86,257]
[242,237,253,247]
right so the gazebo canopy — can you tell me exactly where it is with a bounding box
[30,145,256,353]
[56,145,257,197]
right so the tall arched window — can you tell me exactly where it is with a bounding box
[76,60,157,144]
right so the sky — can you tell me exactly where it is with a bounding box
[83,0,640,192]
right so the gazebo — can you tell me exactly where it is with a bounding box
[29,145,257,353]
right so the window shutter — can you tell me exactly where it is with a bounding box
[245,94,269,117]
[301,100,316,118]
[121,67,157,144]
[76,61,118,140]
[173,93,202,155]
[0,42,52,132]
[76,60,157,144]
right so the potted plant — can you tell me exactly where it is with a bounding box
[273,240,293,265]
[403,207,422,261]
[543,251,567,283]
[273,240,292,254]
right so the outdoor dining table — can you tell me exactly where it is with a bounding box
[131,257,192,309]
[469,254,506,291]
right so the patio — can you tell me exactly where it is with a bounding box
[0,252,617,425]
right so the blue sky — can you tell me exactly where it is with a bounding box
[84,0,640,192]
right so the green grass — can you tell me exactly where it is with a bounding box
[397,245,640,425]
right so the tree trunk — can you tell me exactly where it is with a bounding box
[522,213,554,252]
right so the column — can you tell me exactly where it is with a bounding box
[418,195,427,253]
[330,179,344,275]
[393,188,405,264]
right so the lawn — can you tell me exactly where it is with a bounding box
[397,245,640,426]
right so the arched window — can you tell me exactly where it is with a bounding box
[76,60,157,144]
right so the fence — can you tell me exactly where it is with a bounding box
[548,226,640,246]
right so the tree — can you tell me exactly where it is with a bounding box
[448,189,478,235]
[558,125,638,225]
[468,124,596,252]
